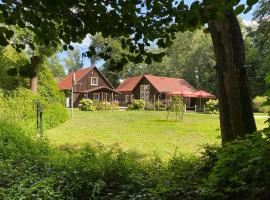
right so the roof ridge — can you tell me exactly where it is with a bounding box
[144,74,184,80]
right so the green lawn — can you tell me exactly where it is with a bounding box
[46,110,267,159]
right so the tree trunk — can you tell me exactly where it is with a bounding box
[208,9,256,144]
[30,56,41,94]
[30,76,38,94]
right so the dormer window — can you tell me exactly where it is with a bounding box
[91,77,98,86]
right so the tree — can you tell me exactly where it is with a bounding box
[0,0,259,143]
[47,54,65,77]
[0,45,28,90]
[64,46,83,73]
[246,0,270,97]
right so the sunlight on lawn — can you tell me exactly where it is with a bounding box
[46,110,267,159]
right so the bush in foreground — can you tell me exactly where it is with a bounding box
[2,110,270,199]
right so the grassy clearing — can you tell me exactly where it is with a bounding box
[46,110,267,159]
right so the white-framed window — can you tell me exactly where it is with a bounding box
[125,95,130,102]
[93,93,100,100]
[91,77,98,86]
[130,95,134,102]
[140,85,150,101]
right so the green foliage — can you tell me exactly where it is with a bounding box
[47,54,65,77]
[0,121,58,199]
[78,99,96,111]
[205,99,219,114]
[167,96,185,121]
[127,99,145,110]
[94,100,120,111]
[202,133,270,200]
[64,46,83,73]
[0,88,68,133]
[253,96,270,113]
[0,46,29,90]
[0,0,258,67]
[38,64,66,104]
[0,121,204,199]
[155,100,166,111]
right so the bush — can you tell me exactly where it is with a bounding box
[202,133,270,200]
[127,99,145,111]
[0,88,68,134]
[144,101,154,110]
[155,100,166,111]
[78,99,96,111]
[253,96,270,113]
[205,99,219,114]
[94,101,120,111]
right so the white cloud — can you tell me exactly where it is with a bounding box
[81,34,92,47]
[243,19,258,27]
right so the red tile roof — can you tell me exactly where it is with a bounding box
[58,67,92,90]
[116,75,196,94]
[193,90,216,99]
[145,75,196,93]
[116,76,143,92]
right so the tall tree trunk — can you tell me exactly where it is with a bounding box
[30,56,41,94]
[208,9,256,144]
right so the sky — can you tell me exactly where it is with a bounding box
[59,0,258,69]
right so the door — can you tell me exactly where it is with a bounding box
[140,85,150,101]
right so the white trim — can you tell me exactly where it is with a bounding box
[91,77,98,86]
[125,95,130,102]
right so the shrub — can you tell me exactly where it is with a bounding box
[94,100,120,111]
[78,99,96,111]
[155,100,166,111]
[205,99,219,114]
[144,101,155,110]
[202,132,270,200]
[127,99,145,110]
[0,88,68,134]
[253,96,270,113]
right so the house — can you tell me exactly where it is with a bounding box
[58,66,119,107]
[116,75,215,109]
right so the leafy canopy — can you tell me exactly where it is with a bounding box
[0,0,259,68]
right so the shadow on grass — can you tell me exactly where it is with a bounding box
[151,119,182,123]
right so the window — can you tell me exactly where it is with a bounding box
[93,93,100,100]
[130,95,134,102]
[140,85,150,101]
[125,95,130,102]
[91,77,98,86]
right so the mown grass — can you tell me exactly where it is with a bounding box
[46,110,267,159]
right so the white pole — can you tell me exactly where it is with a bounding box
[71,86,74,119]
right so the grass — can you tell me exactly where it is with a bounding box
[46,110,267,159]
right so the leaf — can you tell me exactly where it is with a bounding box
[247,0,258,7]
[6,68,18,76]
[234,4,245,15]
[68,45,74,50]
[145,56,152,64]
[5,30,14,39]
[19,64,36,78]
[18,20,25,28]
[244,6,253,14]
[63,45,68,51]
